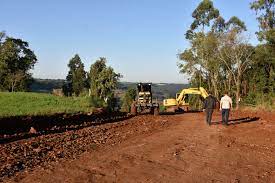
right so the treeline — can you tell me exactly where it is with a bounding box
[178,0,275,108]
[62,55,121,110]
[0,32,122,110]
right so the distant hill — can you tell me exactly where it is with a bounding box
[30,79,189,100]
[30,79,65,93]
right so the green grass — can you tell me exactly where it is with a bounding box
[0,92,92,117]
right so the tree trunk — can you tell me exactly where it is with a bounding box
[207,76,212,93]
[211,76,218,98]
[228,73,232,92]
[213,73,219,98]
[269,65,274,93]
[235,80,241,110]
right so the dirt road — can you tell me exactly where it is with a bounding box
[3,111,275,182]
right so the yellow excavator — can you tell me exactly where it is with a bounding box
[163,87,209,112]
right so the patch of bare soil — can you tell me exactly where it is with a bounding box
[1,110,275,182]
[0,114,172,182]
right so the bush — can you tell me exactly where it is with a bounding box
[243,92,257,105]
[121,88,136,112]
[89,95,106,108]
[159,105,166,112]
[242,92,275,110]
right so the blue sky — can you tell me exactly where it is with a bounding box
[1,0,259,83]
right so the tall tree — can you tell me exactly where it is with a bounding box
[179,0,251,108]
[186,0,220,39]
[179,32,221,97]
[251,0,275,94]
[89,57,121,106]
[65,54,86,96]
[225,16,247,32]
[250,0,275,42]
[217,31,254,108]
[0,34,37,91]
[182,0,221,97]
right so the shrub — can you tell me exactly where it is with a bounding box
[89,95,106,108]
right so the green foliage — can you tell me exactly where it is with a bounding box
[65,54,87,96]
[179,31,222,98]
[179,0,255,109]
[89,95,106,108]
[243,92,257,105]
[249,0,275,100]
[243,92,275,109]
[0,33,37,92]
[187,95,204,110]
[250,0,275,42]
[121,88,136,112]
[249,44,275,94]
[179,0,275,109]
[89,57,121,110]
[189,0,219,32]
[159,105,166,112]
[225,16,247,32]
[0,92,91,117]
[211,16,226,33]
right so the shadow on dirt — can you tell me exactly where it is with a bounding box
[160,110,202,115]
[211,117,260,125]
[0,112,131,144]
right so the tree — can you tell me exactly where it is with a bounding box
[65,54,86,96]
[186,0,220,39]
[4,71,25,92]
[182,0,222,97]
[250,0,275,94]
[250,0,275,42]
[0,34,37,91]
[179,0,252,109]
[190,0,220,31]
[217,31,254,108]
[0,31,5,43]
[249,43,275,94]
[225,16,247,32]
[211,16,226,33]
[179,32,221,97]
[89,57,121,108]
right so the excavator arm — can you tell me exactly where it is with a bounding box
[176,87,208,105]
[163,87,209,108]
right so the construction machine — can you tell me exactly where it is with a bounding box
[131,83,159,115]
[163,87,209,112]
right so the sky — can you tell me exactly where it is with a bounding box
[1,0,259,83]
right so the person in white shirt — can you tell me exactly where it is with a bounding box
[220,91,232,125]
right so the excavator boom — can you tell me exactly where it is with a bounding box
[163,87,209,112]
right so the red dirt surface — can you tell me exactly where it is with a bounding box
[2,110,275,183]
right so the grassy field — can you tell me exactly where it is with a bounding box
[0,92,91,117]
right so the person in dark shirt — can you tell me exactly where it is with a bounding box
[203,93,217,125]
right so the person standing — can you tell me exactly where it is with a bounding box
[220,91,232,125]
[203,93,217,125]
